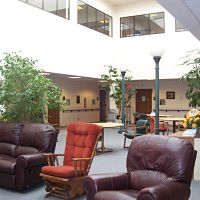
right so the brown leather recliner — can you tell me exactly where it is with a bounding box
[84,135,197,200]
[0,122,58,190]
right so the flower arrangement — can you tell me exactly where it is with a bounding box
[183,109,200,129]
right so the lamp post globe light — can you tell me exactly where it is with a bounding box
[151,49,164,135]
[118,69,127,134]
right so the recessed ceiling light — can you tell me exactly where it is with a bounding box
[68,76,82,79]
[41,72,50,76]
[99,80,108,82]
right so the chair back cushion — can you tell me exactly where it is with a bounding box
[136,119,148,135]
[15,123,57,157]
[64,122,101,166]
[127,135,196,190]
[0,123,23,157]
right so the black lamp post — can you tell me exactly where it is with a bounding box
[118,70,127,134]
[151,49,164,135]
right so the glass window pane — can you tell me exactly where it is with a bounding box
[135,14,149,36]
[120,17,134,37]
[150,12,164,34]
[28,0,42,9]
[57,0,67,18]
[97,11,105,34]
[105,14,112,36]
[78,1,87,26]
[87,5,96,30]
[77,0,112,37]
[175,20,187,32]
[44,0,56,12]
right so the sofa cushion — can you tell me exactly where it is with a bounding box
[18,123,56,152]
[129,170,173,190]
[0,123,23,144]
[94,189,138,200]
[0,154,16,174]
[15,146,39,157]
[41,165,75,178]
[0,143,17,157]
[0,123,23,157]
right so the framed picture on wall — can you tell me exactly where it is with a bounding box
[166,91,175,99]
[92,99,96,105]
[76,95,80,104]
[160,99,165,105]
[84,97,87,108]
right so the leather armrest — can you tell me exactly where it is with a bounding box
[84,173,130,200]
[137,182,190,200]
[16,153,47,168]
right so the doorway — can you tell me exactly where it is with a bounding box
[136,89,152,114]
[99,90,108,122]
[48,109,60,127]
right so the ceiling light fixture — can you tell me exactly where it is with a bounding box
[68,76,82,79]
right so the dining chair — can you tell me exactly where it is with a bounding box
[149,116,169,135]
[123,119,149,148]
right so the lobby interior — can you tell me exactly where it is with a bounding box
[0,0,200,199]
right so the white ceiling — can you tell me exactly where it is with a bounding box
[157,0,200,41]
[106,0,140,5]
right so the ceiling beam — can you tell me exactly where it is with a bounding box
[157,0,200,41]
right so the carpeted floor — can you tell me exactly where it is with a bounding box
[0,127,199,200]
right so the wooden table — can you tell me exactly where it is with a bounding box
[159,117,185,133]
[169,131,200,180]
[147,114,174,117]
[168,131,199,146]
[93,122,123,154]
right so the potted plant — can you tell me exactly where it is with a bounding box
[181,49,200,108]
[101,65,136,119]
[0,52,63,123]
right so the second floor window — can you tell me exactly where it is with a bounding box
[19,0,69,19]
[175,20,187,32]
[120,12,165,37]
[77,0,112,36]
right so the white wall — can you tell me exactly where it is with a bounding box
[130,79,191,119]
[0,0,114,79]
[0,0,199,80]
[49,75,100,126]
[113,0,200,80]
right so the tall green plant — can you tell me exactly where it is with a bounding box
[101,65,136,116]
[181,49,200,108]
[0,52,62,123]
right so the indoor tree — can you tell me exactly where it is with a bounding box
[101,65,136,118]
[181,49,200,108]
[0,52,63,123]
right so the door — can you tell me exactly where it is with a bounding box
[136,89,152,114]
[48,109,60,126]
[99,90,107,122]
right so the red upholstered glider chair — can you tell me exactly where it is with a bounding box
[40,122,101,199]
[84,135,196,200]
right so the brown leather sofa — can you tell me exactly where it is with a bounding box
[84,135,197,200]
[0,122,58,191]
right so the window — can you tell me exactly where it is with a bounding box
[18,0,69,19]
[77,0,112,36]
[175,20,187,32]
[120,12,165,37]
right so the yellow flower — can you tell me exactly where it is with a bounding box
[192,123,197,128]
[183,122,187,128]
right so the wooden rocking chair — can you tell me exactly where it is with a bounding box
[40,122,101,199]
